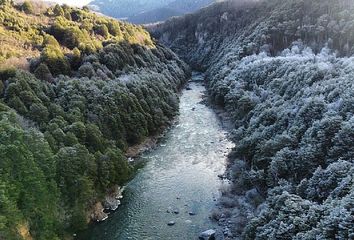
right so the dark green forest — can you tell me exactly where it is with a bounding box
[0,1,189,239]
[153,0,354,238]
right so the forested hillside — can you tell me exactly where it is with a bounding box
[89,0,214,24]
[0,1,189,239]
[152,0,354,238]
[128,0,214,24]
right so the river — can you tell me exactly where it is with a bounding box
[79,73,234,240]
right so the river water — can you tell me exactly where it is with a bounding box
[79,74,234,240]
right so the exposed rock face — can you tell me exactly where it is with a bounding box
[103,197,121,211]
[91,186,124,222]
[103,186,124,211]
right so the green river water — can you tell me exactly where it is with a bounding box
[79,74,234,240]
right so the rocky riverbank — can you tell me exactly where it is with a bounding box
[78,78,233,240]
[90,186,125,222]
[88,133,166,224]
[84,73,193,226]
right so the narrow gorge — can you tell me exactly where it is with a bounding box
[2,0,354,239]
[79,74,234,240]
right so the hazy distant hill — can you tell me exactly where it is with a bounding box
[89,0,214,23]
[129,7,182,24]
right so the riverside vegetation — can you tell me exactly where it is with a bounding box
[0,1,189,239]
[152,0,354,238]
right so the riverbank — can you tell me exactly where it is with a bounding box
[78,77,234,240]
[87,130,173,224]
[200,83,240,240]
[82,71,193,228]
[203,83,263,240]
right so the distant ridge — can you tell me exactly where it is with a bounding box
[88,0,215,24]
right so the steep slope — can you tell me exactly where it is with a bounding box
[128,7,183,24]
[128,0,214,24]
[0,1,189,239]
[152,0,354,238]
[89,0,214,24]
[89,0,173,19]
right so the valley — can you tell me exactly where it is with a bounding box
[1,0,354,239]
[78,75,234,240]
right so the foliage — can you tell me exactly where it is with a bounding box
[156,0,354,238]
[0,1,190,239]
[20,1,34,14]
[34,63,53,82]
[0,105,60,240]
[0,1,155,72]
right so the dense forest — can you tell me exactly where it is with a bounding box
[0,1,189,239]
[152,0,354,238]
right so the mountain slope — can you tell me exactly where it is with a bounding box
[128,7,182,24]
[129,0,214,24]
[0,1,189,239]
[89,0,214,24]
[152,0,354,238]
[89,0,173,19]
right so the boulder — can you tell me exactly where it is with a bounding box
[166,206,173,213]
[167,221,175,226]
[199,229,216,240]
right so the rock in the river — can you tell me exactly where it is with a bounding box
[167,221,175,226]
[166,206,173,213]
[199,229,216,240]
[173,209,179,214]
[189,211,196,216]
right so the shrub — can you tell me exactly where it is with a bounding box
[20,1,34,14]
[108,21,122,38]
[53,4,64,16]
[40,45,70,76]
[94,24,109,38]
